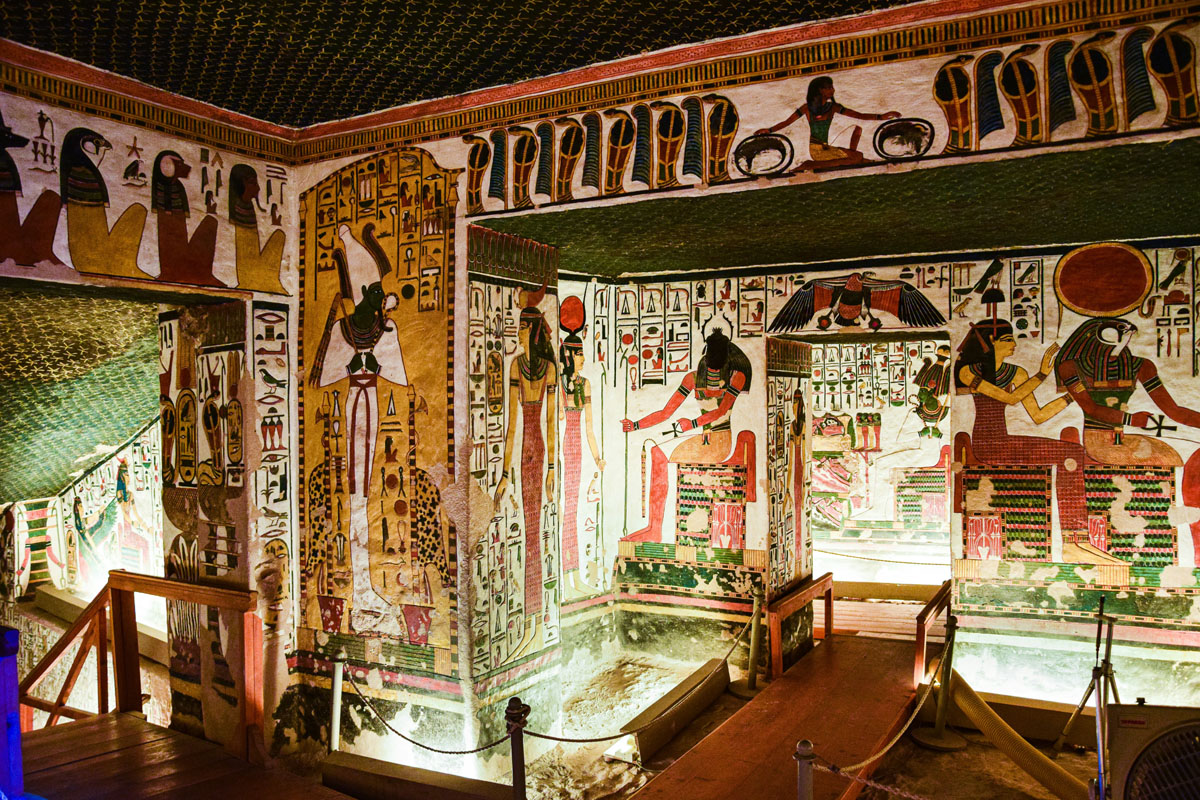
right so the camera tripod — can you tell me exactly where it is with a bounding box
[1051,597,1119,800]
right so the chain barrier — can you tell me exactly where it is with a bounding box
[343,615,754,751]
[813,763,935,800]
[345,670,510,755]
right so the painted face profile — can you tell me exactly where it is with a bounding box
[1097,320,1137,353]
[993,331,1016,360]
[518,318,532,352]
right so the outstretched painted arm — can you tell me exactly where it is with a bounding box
[622,373,694,432]
[959,365,1048,407]
[838,107,902,121]
[1139,360,1200,428]
[1013,366,1075,425]
[756,106,806,135]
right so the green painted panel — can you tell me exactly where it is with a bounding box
[481,139,1200,278]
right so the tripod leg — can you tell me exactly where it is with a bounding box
[1052,677,1096,756]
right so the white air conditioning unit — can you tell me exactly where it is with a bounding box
[1108,703,1200,800]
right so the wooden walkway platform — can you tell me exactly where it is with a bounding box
[22,713,350,800]
[632,635,917,800]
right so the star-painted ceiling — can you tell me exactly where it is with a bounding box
[0,283,159,502]
[0,0,917,127]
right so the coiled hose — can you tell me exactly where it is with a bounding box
[949,670,1089,800]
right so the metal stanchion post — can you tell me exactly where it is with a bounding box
[506,697,530,800]
[0,627,23,799]
[730,585,765,699]
[911,615,967,751]
[329,658,344,753]
[794,739,814,800]
[748,586,763,690]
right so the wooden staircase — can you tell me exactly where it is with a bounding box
[17,569,265,763]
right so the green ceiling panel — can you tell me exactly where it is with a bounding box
[0,284,158,502]
[479,138,1200,279]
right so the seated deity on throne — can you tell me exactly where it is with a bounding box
[621,329,756,546]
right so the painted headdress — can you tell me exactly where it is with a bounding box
[1054,317,1140,386]
[559,295,586,351]
[558,296,586,389]
[519,283,547,322]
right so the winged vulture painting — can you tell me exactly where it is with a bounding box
[768,272,946,332]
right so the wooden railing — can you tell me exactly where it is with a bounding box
[18,570,264,764]
[914,579,952,689]
[767,572,834,679]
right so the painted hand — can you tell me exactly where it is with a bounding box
[755,128,770,135]
[1040,343,1060,374]
[882,111,902,120]
[1130,411,1153,429]
[620,418,637,432]
[493,476,509,506]
[545,471,555,496]
[596,458,607,470]
[678,417,695,433]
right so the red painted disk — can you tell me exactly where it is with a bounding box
[559,295,585,333]
[1054,242,1153,318]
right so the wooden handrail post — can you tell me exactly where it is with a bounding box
[241,610,265,765]
[0,627,23,798]
[766,572,834,679]
[914,580,952,688]
[97,604,109,715]
[110,585,142,713]
[823,582,833,639]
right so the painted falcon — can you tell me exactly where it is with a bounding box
[768,271,946,332]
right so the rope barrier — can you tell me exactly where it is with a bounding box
[806,628,955,777]
[343,615,754,751]
[814,674,936,775]
[813,548,947,567]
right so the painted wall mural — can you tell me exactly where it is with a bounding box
[949,243,1200,640]
[292,147,462,746]
[252,301,295,647]
[0,0,1195,772]
[6,498,65,602]
[0,96,290,295]
[568,241,1198,643]
[466,227,562,677]
[801,336,953,582]
[766,338,813,596]
[0,419,163,603]
[58,420,163,596]
[158,302,251,740]
[457,18,1196,219]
